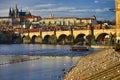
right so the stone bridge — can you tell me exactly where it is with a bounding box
[21,29,116,43]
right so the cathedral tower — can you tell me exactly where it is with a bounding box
[14,4,19,17]
[9,4,19,17]
[49,11,54,18]
[9,7,12,17]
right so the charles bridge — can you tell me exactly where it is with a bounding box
[21,28,116,44]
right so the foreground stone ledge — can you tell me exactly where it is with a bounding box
[64,49,120,80]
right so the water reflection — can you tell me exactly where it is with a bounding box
[0,56,80,80]
[0,44,100,80]
[0,44,99,56]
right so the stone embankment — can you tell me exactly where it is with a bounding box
[64,49,120,80]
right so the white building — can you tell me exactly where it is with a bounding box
[40,13,96,26]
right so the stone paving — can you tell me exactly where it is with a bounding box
[64,49,120,80]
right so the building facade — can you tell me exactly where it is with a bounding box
[40,13,96,26]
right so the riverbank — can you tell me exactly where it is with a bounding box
[64,48,120,80]
[91,45,112,48]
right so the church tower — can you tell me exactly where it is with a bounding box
[116,0,120,40]
[9,4,19,18]
[14,4,19,17]
[9,7,12,17]
[49,11,54,18]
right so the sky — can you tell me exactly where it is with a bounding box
[0,0,115,21]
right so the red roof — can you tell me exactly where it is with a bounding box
[42,17,77,20]
[77,18,92,20]
[18,16,41,19]
[42,17,93,20]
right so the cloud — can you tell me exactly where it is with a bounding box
[69,8,110,13]
[53,7,75,11]
[94,0,99,3]
[30,6,76,17]
[31,6,75,12]
[33,4,55,8]
[0,9,9,16]
[20,4,56,11]
[0,9,8,14]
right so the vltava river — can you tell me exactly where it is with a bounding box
[0,44,99,80]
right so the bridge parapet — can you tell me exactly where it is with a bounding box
[94,29,116,39]
[21,29,116,40]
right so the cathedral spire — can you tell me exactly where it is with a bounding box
[14,4,19,17]
[16,4,19,13]
[15,4,17,10]
[49,10,54,18]
[9,7,12,17]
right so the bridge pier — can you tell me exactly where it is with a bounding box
[22,35,31,44]
[34,36,42,44]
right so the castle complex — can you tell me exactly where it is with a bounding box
[9,5,31,18]
[0,5,96,29]
[0,5,41,28]
[40,12,96,26]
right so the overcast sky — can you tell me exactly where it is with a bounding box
[0,0,115,21]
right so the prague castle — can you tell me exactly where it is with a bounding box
[9,5,31,18]
[0,5,41,28]
[0,5,96,29]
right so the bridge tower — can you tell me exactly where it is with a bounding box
[116,0,120,41]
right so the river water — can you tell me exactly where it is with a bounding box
[0,44,100,80]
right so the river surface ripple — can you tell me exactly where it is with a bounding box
[0,44,100,80]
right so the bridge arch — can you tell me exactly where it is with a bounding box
[22,35,26,42]
[43,35,51,43]
[96,33,109,41]
[58,34,67,43]
[31,35,37,43]
[95,33,110,45]
[22,35,26,40]
[67,35,74,40]
[74,33,86,43]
